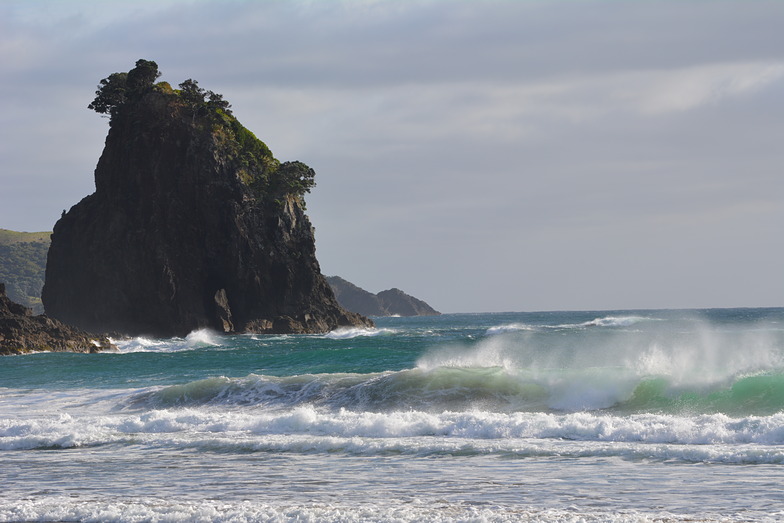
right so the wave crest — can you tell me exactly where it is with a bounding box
[580,315,651,328]
[6,406,784,463]
[113,329,223,353]
[324,327,395,339]
[121,362,784,416]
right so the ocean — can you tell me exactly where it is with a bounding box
[2,308,784,522]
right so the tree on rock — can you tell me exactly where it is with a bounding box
[87,72,128,116]
[126,59,161,95]
[273,161,316,197]
[89,59,160,116]
[178,78,206,106]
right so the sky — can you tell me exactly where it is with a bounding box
[1,0,782,313]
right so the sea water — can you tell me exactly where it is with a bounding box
[1,308,784,522]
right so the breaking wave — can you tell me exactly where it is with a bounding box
[4,400,784,464]
[323,327,396,339]
[113,329,223,353]
[486,315,654,335]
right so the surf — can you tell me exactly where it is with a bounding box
[113,328,223,353]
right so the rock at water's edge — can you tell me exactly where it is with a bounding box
[0,282,115,355]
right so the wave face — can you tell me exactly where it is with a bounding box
[3,308,784,521]
[125,364,784,417]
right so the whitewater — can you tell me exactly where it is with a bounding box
[2,308,784,522]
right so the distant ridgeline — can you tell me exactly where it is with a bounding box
[42,59,372,337]
[326,276,440,317]
[0,229,50,314]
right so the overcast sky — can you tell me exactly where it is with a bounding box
[1,0,782,313]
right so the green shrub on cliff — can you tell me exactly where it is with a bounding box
[89,59,315,200]
[87,72,128,116]
[126,59,161,95]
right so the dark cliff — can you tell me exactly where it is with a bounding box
[326,276,440,317]
[42,60,372,337]
[1,282,114,355]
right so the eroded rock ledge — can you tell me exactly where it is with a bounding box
[0,283,114,355]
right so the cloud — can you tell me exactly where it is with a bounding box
[626,62,784,114]
[1,0,783,311]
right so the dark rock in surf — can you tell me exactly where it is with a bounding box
[42,60,372,337]
[0,282,115,355]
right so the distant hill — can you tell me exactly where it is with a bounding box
[326,276,440,317]
[0,229,50,245]
[0,229,51,314]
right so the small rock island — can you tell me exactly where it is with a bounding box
[42,59,372,337]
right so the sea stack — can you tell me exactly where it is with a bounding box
[42,59,372,337]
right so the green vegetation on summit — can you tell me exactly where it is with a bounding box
[88,59,314,202]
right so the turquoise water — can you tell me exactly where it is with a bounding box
[2,308,784,521]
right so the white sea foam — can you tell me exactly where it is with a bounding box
[485,316,650,336]
[113,328,222,353]
[184,328,223,347]
[580,315,652,328]
[0,496,719,523]
[4,401,784,463]
[486,323,537,335]
[324,327,395,339]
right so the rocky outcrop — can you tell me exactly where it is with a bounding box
[326,276,440,317]
[377,288,440,317]
[0,283,114,355]
[326,277,388,316]
[42,60,372,337]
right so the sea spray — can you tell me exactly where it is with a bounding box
[324,327,396,339]
[420,313,784,411]
[114,328,222,353]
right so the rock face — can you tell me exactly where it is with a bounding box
[326,276,440,317]
[42,60,372,337]
[0,282,114,355]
